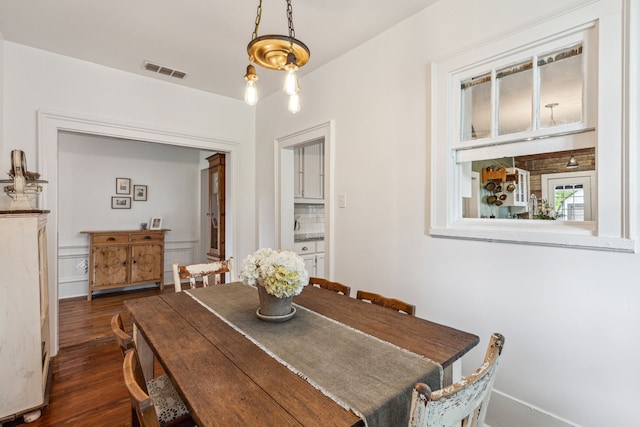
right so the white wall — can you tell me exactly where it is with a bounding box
[255,0,639,426]
[1,41,257,354]
[57,132,211,298]
[58,132,205,242]
[1,41,255,216]
[0,30,4,154]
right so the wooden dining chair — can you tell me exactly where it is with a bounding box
[113,314,194,426]
[356,290,416,315]
[172,257,234,292]
[409,333,505,427]
[123,348,195,427]
[309,277,351,296]
[111,312,134,357]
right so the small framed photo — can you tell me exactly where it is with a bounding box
[150,217,163,230]
[116,177,131,195]
[133,185,148,201]
[111,196,131,209]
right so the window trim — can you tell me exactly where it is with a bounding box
[427,3,635,253]
[452,24,596,153]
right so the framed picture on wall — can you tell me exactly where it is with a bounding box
[111,196,131,209]
[133,185,148,201]
[150,217,163,230]
[116,177,131,194]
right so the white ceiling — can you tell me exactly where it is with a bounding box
[0,0,439,101]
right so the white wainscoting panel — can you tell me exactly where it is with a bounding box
[58,245,89,299]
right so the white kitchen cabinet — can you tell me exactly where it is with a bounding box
[316,253,325,277]
[294,141,324,203]
[0,212,51,423]
[503,167,530,207]
[294,148,303,199]
[294,240,325,276]
[301,254,316,275]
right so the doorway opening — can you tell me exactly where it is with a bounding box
[275,121,334,279]
[38,109,240,355]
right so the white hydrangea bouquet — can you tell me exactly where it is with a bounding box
[240,248,309,298]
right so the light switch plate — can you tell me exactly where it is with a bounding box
[338,193,347,208]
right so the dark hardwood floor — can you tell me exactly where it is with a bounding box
[11,286,172,427]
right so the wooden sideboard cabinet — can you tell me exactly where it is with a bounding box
[82,229,169,300]
[0,211,51,423]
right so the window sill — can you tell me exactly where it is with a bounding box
[430,220,635,252]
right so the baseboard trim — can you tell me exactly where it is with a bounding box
[487,389,580,427]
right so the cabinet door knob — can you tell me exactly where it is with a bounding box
[107,237,116,241]
[302,246,309,251]
[143,236,151,240]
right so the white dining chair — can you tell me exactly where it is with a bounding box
[409,332,505,427]
[172,257,234,292]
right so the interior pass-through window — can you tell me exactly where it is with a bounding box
[428,5,633,252]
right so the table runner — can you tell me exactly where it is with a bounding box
[186,284,442,427]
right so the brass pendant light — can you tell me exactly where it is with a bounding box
[244,0,310,113]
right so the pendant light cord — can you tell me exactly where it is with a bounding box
[252,0,297,40]
[251,0,263,41]
[286,0,295,38]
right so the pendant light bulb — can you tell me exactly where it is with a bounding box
[288,93,300,114]
[284,68,300,95]
[283,52,300,96]
[244,80,258,106]
[244,64,259,106]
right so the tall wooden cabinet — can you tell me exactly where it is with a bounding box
[82,229,169,300]
[206,153,225,262]
[0,211,51,423]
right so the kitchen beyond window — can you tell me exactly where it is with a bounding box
[428,4,633,252]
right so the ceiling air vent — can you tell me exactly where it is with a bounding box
[142,60,187,80]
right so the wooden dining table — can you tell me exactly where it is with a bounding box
[124,283,479,427]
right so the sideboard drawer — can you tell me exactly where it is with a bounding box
[131,233,164,242]
[92,234,130,244]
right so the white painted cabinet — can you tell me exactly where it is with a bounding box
[294,141,324,203]
[301,254,316,275]
[0,212,51,422]
[316,253,325,277]
[503,167,530,207]
[294,240,325,277]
